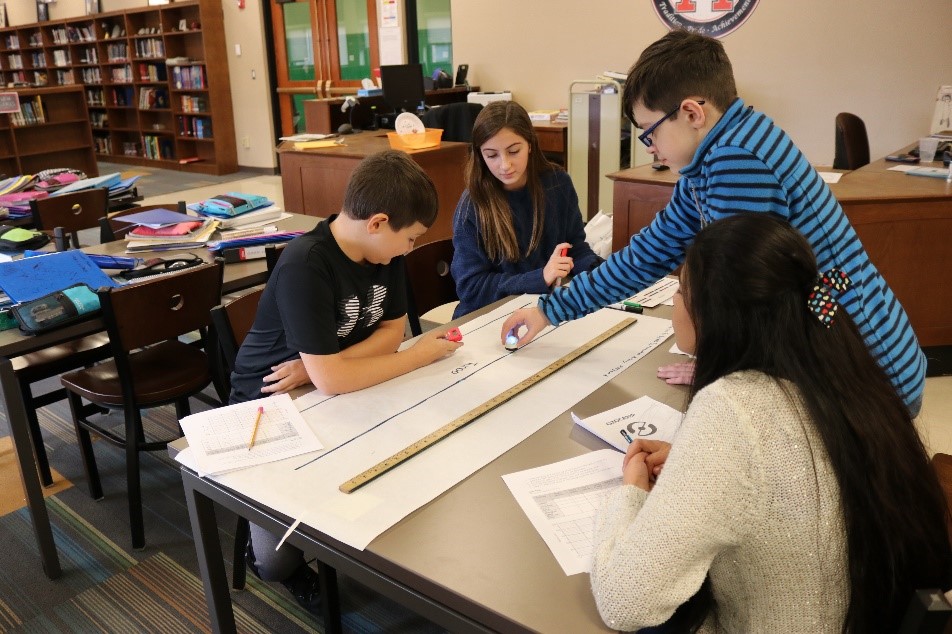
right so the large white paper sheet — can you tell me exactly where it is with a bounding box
[503,449,624,575]
[177,296,673,550]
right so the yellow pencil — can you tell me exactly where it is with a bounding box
[248,406,264,450]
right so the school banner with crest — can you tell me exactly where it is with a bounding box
[650,0,760,38]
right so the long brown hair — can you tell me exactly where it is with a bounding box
[684,214,951,632]
[466,101,555,263]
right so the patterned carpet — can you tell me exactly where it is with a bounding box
[0,379,446,633]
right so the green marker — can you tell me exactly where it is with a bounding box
[622,301,643,313]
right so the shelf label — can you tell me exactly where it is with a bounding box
[0,92,20,114]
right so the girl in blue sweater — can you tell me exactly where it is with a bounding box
[450,101,601,317]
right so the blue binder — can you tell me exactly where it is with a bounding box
[0,250,117,303]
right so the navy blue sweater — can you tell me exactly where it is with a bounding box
[451,169,601,317]
[539,99,926,411]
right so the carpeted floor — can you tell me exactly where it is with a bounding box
[96,161,267,201]
[0,377,446,633]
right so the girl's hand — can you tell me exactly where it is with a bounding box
[622,440,672,489]
[543,242,573,286]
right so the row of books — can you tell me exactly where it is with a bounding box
[141,134,174,161]
[110,65,134,83]
[10,96,46,127]
[171,64,206,90]
[138,86,169,109]
[138,62,167,82]
[135,38,166,59]
[178,116,212,139]
[179,94,207,113]
[51,49,71,67]
[49,25,96,44]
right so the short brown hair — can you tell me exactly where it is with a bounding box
[623,30,737,126]
[341,149,438,229]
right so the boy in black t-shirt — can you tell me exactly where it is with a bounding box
[231,149,462,614]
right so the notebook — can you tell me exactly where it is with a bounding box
[0,250,117,303]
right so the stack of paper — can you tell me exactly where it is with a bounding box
[216,204,285,230]
[117,207,219,252]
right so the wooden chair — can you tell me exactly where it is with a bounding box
[833,112,870,171]
[99,201,188,243]
[404,238,457,336]
[60,261,223,549]
[30,187,109,251]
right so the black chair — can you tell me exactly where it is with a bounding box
[99,201,188,243]
[897,453,952,633]
[404,239,457,336]
[60,261,223,549]
[833,112,870,171]
[265,243,286,274]
[420,102,483,143]
[30,188,110,251]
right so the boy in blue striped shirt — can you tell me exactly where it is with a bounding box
[500,30,925,414]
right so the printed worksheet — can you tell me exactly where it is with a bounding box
[179,393,323,476]
[503,449,624,575]
[572,396,683,452]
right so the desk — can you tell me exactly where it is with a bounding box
[533,121,568,165]
[303,87,476,135]
[177,302,684,633]
[0,213,318,579]
[609,151,952,346]
[277,132,467,246]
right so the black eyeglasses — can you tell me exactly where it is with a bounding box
[637,100,705,148]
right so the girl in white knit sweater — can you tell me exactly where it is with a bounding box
[590,214,951,633]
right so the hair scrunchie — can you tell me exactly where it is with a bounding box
[807,268,851,327]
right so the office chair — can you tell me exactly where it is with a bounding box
[833,112,870,171]
[420,102,483,143]
[99,201,188,243]
[60,261,223,549]
[30,187,110,251]
[404,239,457,336]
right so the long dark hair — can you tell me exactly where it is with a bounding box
[466,100,555,263]
[682,213,950,631]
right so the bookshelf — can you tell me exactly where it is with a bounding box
[0,0,236,175]
[0,85,98,178]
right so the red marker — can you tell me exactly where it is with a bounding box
[555,247,569,287]
[445,327,463,342]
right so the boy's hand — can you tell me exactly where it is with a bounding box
[657,361,695,385]
[500,307,551,348]
[543,242,573,286]
[622,440,671,490]
[261,358,312,394]
[409,328,462,365]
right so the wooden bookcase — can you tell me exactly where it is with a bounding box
[0,85,98,178]
[0,0,236,175]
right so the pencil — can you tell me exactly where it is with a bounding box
[248,406,264,451]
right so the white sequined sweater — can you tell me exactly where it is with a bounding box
[590,371,848,632]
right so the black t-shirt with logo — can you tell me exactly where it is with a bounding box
[230,215,407,403]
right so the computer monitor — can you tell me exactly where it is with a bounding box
[380,64,425,114]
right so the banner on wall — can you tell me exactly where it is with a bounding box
[651,0,760,38]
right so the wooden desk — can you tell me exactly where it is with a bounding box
[609,153,952,346]
[304,87,476,135]
[277,132,467,246]
[533,120,568,165]
[178,301,685,633]
[0,213,317,579]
